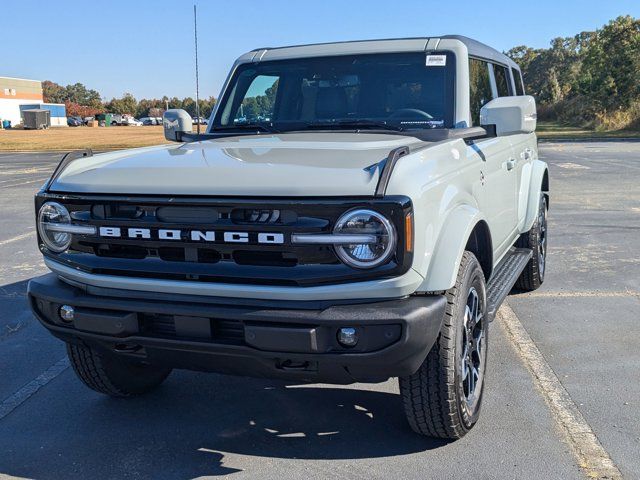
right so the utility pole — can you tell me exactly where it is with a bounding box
[194,4,201,134]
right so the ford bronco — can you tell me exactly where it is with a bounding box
[29,36,548,439]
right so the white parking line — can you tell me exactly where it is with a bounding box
[497,303,622,480]
[523,290,639,299]
[0,178,50,189]
[0,357,69,420]
[0,231,35,247]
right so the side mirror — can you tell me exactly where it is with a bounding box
[480,95,537,136]
[163,109,193,142]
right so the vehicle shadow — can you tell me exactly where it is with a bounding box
[1,371,449,479]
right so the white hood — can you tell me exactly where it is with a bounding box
[50,133,425,196]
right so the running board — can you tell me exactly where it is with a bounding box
[486,248,532,321]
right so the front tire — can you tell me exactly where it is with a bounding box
[67,343,171,397]
[399,251,488,439]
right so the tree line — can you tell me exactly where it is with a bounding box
[507,15,639,130]
[43,80,216,120]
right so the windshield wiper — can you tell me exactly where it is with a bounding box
[213,122,280,133]
[302,119,404,132]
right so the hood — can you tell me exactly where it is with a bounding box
[50,133,425,197]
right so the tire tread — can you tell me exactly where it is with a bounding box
[399,251,482,439]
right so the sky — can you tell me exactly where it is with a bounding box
[2,1,638,101]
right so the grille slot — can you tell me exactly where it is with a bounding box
[144,313,176,336]
[141,313,245,344]
[213,319,245,343]
[233,250,297,267]
[158,247,185,262]
[94,244,147,259]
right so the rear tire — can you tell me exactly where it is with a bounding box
[399,251,488,439]
[515,193,547,291]
[67,343,171,397]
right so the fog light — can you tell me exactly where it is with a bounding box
[337,327,358,347]
[59,305,75,323]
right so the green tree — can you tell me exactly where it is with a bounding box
[42,80,67,103]
[507,15,639,129]
[106,93,138,115]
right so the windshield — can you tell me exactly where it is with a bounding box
[213,52,455,133]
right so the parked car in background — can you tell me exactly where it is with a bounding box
[67,116,83,127]
[192,116,208,125]
[111,114,142,126]
[140,117,163,126]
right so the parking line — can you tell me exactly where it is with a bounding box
[0,178,50,189]
[497,303,622,479]
[522,290,640,300]
[0,231,35,247]
[0,357,69,420]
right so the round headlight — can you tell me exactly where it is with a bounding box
[334,209,396,269]
[37,201,72,253]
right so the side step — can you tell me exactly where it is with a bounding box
[486,247,533,321]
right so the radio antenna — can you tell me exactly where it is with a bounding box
[193,4,201,135]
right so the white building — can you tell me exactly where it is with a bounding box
[0,76,67,127]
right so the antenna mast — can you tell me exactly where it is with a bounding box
[193,4,201,134]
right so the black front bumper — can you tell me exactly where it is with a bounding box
[28,274,446,384]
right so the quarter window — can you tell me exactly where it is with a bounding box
[469,58,492,126]
[493,64,511,97]
[512,68,525,95]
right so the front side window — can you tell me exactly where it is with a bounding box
[493,64,511,97]
[469,58,492,126]
[214,52,455,132]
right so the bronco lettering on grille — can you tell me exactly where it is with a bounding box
[98,227,285,244]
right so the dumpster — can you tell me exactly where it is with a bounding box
[95,113,113,126]
[22,109,51,130]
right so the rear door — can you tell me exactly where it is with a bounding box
[508,66,536,231]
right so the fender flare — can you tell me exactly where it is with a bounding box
[418,204,487,292]
[521,160,549,233]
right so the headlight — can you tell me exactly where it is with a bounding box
[333,209,396,269]
[37,201,72,252]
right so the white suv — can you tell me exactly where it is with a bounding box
[30,35,548,439]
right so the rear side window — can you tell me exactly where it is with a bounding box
[469,58,492,126]
[512,67,525,95]
[493,64,511,97]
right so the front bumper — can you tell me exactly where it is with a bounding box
[28,274,446,384]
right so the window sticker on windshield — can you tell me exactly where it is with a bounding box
[426,55,447,67]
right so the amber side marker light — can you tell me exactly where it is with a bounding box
[405,212,414,253]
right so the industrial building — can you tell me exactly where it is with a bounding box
[0,76,67,127]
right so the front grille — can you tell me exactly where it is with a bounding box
[38,194,413,287]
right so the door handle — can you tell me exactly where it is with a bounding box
[506,159,516,171]
[523,148,533,160]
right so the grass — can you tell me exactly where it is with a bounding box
[1,122,639,152]
[0,126,170,152]
[537,121,640,139]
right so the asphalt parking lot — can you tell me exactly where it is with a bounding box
[0,142,638,479]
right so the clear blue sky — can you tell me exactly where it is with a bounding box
[2,1,638,100]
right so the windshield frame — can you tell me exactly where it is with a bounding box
[210,51,457,134]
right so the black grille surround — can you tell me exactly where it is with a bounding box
[36,192,413,287]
